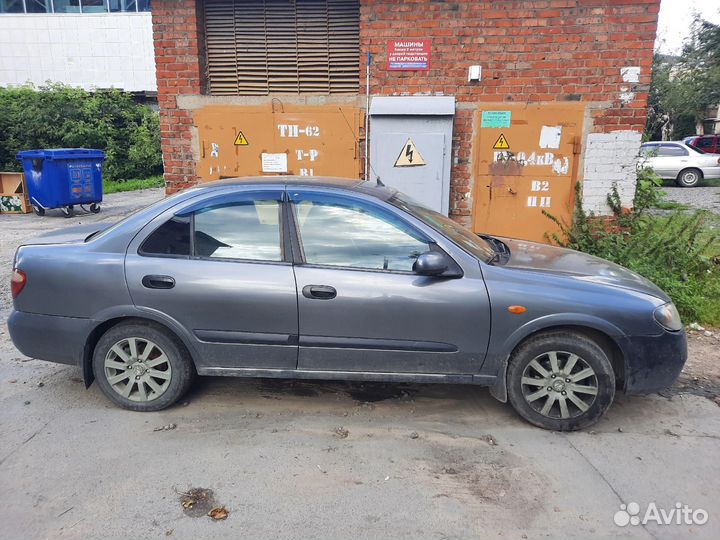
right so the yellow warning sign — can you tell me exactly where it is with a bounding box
[493,133,510,150]
[394,138,426,167]
[234,131,249,146]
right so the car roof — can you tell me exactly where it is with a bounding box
[210,175,363,188]
[193,176,398,200]
[642,141,684,146]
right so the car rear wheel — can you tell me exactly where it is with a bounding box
[92,321,194,411]
[675,168,702,187]
[507,331,615,431]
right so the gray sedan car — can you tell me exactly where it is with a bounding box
[8,177,687,430]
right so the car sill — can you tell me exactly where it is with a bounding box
[197,366,495,385]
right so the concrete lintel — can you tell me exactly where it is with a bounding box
[176,94,365,110]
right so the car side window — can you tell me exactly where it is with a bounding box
[697,138,713,149]
[194,200,282,261]
[140,216,191,256]
[657,145,688,157]
[292,195,430,272]
[639,145,657,157]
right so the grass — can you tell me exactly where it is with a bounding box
[103,175,164,194]
[654,200,690,210]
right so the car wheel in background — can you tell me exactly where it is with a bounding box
[675,168,703,187]
[92,321,195,411]
[507,331,615,431]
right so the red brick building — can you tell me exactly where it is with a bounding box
[151,0,659,241]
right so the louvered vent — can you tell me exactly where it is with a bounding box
[204,0,360,95]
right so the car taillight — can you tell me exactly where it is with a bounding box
[11,269,26,299]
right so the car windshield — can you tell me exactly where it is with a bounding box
[388,191,497,263]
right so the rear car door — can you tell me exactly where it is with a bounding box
[288,188,491,375]
[125,188,299,371]
[654,143,690,176]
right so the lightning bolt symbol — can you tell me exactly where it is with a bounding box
[405,144,414,163]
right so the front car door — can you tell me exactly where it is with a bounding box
[125,187,299,372]
[288,187,491,375]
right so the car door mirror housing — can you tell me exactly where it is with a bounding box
[413,251,458,277]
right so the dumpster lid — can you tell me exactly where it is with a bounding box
[16,148,105,160]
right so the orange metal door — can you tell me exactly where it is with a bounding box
[472,103,584,243]
[194,104,361,181]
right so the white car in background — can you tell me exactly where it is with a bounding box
[638,141,720,187]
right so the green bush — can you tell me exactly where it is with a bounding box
[545,171,720,325]
[0,83,162,182]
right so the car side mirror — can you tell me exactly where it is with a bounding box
[413,251,452,277]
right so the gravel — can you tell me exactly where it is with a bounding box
[663,185,720,214]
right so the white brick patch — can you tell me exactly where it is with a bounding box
[582,131,640,215]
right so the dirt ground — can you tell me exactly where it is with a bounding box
[0,189,719,540]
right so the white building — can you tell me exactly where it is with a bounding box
[0,0,156,92]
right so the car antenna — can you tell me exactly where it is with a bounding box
[376,177,385,187]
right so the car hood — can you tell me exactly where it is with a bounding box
[25,222,114,245]
[498,237,670,302]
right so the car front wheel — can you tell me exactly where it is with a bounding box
[92,321,194,411]
[507,331,615,431]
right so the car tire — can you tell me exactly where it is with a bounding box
[675,168,702,187]
[92,321,195,411]
[507,331,615,431]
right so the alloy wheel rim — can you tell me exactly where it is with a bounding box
[520,351,598,419]
[104,337,172,402]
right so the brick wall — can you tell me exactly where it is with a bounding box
[360,0,658,219]
[152,0,659,217]
[151,0,203,191]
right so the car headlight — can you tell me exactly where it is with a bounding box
[653,302,683,331]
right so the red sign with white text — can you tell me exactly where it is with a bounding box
[387,39,431,71]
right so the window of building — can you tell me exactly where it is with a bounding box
[81,0,106,11]
[52,0,80,11]
[0,0,25,12]
[0,0,149,13]
[25,0,52,12]
[203,0,360,95]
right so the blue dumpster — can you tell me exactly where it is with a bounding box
[16,148,105,217]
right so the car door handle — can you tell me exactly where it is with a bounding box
[302,284,337,300]
[142,275,175,290]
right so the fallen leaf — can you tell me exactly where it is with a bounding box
[208,506,229,520]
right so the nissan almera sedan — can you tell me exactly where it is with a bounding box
[8,177,687,431]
